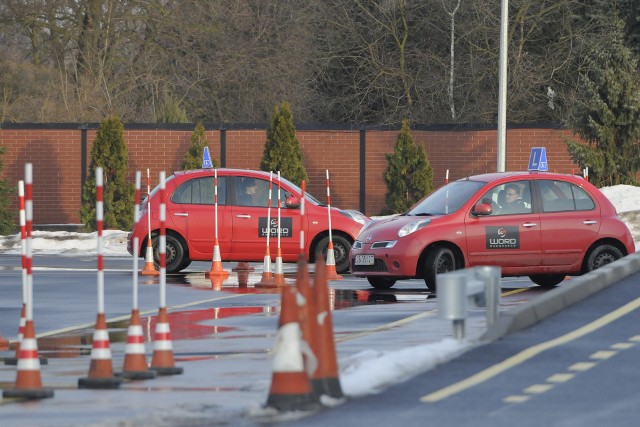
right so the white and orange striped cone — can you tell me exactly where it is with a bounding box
[78,313,122,389]
[310,256,344,399]
[121,309,157,380]
[3,304,25,365]
[150,307,183,375]
[325,241,343,281]
[272,248,287,287]
[255,249,275,287]
[205,239,229,279]
[140,239,159,276]
[264,285,319,411]
[3,319,53,399]
[232,261,254,287]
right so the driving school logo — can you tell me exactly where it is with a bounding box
[258,217,293,238]
[486,226,520,249]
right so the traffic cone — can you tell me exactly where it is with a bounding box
[310,256,344,398]
[140,238,159,276]
[272,248,287,287]
[78,313,122,389]
[3,304,25,365]
[325,241,343,281]
[150,307,184,375]
[2,320,53,399]
[264,285,319,411]
[121,309,157,380]
[205,239,229,279]
[255,249,275,287]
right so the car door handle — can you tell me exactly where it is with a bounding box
[236,214,251,219]
[522,222,538,227]
[583,220,598,225]
[174,213,189,217]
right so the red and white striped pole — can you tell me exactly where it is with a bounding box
[122,171,155,379]
[256,172,275,286]
[151,171,183,375]
[206,169,230,279]
[5,181,27,365]
[272,171,286,286]
[79,167,121,389]
[445,169,449,184]
[300,180,306,256]
[3,164,53,399]
[141,168,159,276]
[324,170,342,280]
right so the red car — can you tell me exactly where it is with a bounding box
[350,172,635,291]
[127,169,369,273]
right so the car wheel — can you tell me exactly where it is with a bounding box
[152,234,187,274]
[585,244,623,272]
[367,277,396,289]
[423,247,457,292]
[528,274,566,288]
[316,235,352,274]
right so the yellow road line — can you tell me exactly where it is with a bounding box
[421,296,640,402]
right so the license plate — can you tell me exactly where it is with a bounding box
[354,254,375,265]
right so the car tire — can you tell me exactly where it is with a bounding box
[528,274,566,288]
[423,247,457,292]
[152,234,187,274]
[316,235,352,274]
[585,244,623,272]
[367,277,396,289]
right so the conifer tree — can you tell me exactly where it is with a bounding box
[0,146,15,234]
[383,119,433,214]
[565,16,640,187]
[80,116,134,231]
[182,123,218,170]
[260,102,308,186]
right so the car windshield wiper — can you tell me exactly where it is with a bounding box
[412,212,434,216]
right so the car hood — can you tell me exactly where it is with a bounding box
[358,214,445,241]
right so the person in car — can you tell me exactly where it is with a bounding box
[500,183,527,214]
[237,178,266,206]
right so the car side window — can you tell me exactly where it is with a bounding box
[479,181,532,216]
[540,180,595,212]
[235,177,270,207]
[171,177,226,205]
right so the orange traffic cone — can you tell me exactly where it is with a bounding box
[3,304,25,365]
[310,256,344,398]
[2,320,53,399]
[150,307,183,375]
[255,249,275,287]
[78,313,122,389]
[121,309,157,380]
[264,285,319,411]
[325,241,343,281]
[272,248,287,287]
[140,238,159,276]
[232,261,254,287]
[205,239,229,279]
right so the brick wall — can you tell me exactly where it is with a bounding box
[0,124,581,225]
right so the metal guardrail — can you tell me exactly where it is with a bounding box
[436,266,501,341]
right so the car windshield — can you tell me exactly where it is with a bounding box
[407,180,487,216]
[280,176,323,206]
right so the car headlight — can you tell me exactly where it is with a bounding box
[398,219,431,237]
[340,209,368,225]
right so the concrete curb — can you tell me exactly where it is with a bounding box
[481,251,640,342]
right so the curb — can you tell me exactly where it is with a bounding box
[481,250,640,342]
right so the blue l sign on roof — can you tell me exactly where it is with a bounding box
[202,146,213,169]
[528,147,548,171]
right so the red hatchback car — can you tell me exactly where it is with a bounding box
[351,172,635,291]
[127,169,369,273]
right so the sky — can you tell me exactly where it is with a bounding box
[0,184,638,401]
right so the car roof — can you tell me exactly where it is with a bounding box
[173,168,274,179]
[462,171,584,183]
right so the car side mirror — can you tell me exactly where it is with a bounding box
[472,202,492,216]
[285,196,300,208]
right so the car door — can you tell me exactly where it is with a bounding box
[536,180,600,267]
[465,181,542,269]
[231,176,301,260]
[167,175,232,258]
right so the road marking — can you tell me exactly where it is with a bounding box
[500,288,529,297]
[611,342,634,350]
[546,373,574,383]
[503,395,530,403]
[336,311,438,342]
[524,384,554,394]
[589,350,616,360]
[568,362,597,371]
[420,296,640,402]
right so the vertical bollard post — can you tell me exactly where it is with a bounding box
[473,266,501,327]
